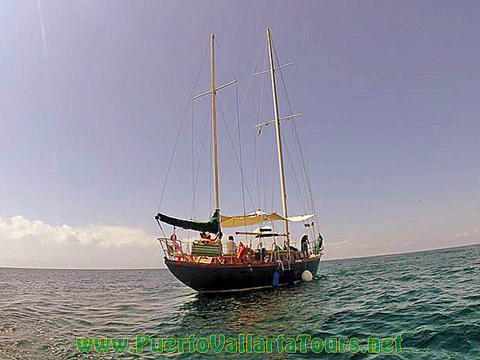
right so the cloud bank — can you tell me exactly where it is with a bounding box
[1,215,478,268]
[0,215,156,248]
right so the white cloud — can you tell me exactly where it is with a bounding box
[326,240,353,248]
[455,228,479,239]
[0,215,156,248]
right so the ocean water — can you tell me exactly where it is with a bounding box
[1,245,479,359]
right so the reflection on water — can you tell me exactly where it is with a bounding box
[173,280,331,337]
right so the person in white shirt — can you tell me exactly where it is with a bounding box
[226,235,236,255]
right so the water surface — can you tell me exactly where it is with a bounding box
[1,245,479,359]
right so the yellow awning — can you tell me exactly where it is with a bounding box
[220,211,314,228]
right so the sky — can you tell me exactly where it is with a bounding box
[0,0,479,268]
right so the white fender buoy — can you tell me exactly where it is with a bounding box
[301,270,313,282]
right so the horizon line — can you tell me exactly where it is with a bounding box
[1,242,478,271]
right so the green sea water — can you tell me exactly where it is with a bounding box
[1,244,479,359]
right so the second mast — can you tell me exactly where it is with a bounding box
[210,34,220,212]
[266,28,290,244]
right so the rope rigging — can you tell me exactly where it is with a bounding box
[248,37,321,244]
[273,42,320,239]
[188,36,260,224]
[155,33,321,249]
[157,41,209,213]
[216,94,256,210]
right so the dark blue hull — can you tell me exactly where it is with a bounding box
[165,256,321,293]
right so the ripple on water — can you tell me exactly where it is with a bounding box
[1,245,480,359]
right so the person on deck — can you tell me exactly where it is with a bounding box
[168,234,182,258]
[256,242,267,262]
[199,232,213,244]
[166,234,176,256]
[261,246,267,262]
[226,235,236,255]
[301,234,310,257]
[283,241,298,252]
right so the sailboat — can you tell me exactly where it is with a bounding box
[155,29,324,293]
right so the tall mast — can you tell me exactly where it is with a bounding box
[266,28,289,244]
[210,34,220,212]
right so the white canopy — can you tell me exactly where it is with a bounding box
[220,210,315,228]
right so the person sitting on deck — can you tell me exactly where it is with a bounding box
[255,242,267,262]
[226,235,236,255]
[166,235,175,256]
[283,241,298,252]
[168,234,182,258]
[201,232,211,240]
[199,232,213,244]
[261,246,267,262]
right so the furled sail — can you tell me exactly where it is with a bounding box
[220,210,314,228]
[155,209,220,233]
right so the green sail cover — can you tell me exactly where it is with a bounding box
[155,209,220,233]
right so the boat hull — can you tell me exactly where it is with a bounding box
[165,256,321,293]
